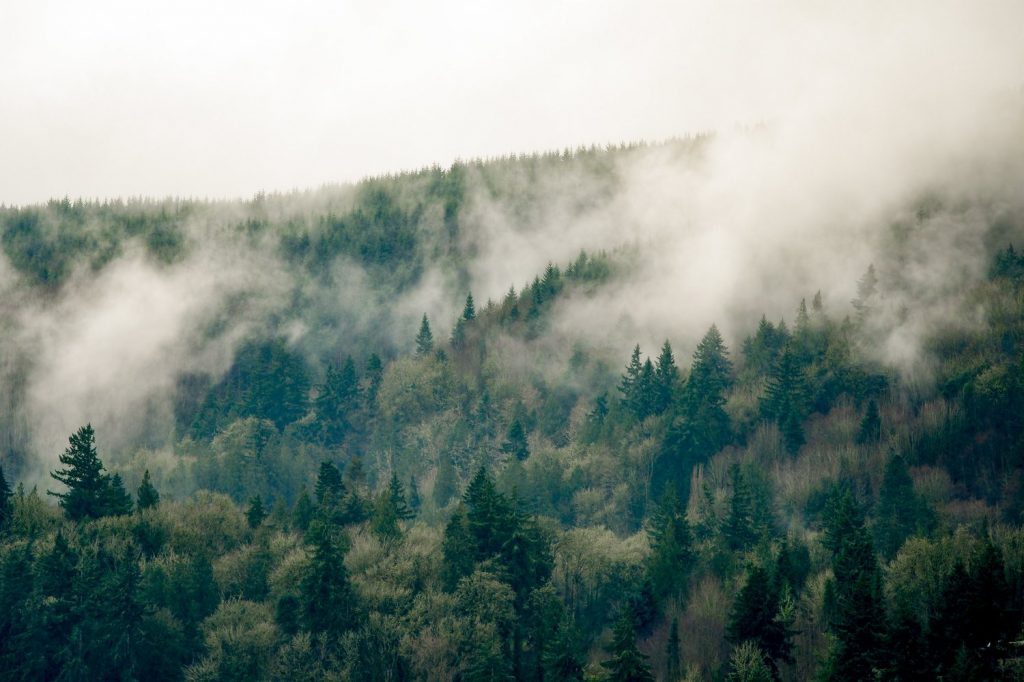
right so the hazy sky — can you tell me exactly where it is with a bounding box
[1,1,1022,205]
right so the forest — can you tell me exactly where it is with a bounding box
[2,138,1024,681]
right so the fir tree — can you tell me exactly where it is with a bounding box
[388,472,414,520]
[724,464,757,553]
[653,340,680,415]
[415,314,434,356]
[314,461,344,504]
[645,489,695,603]
[408,474,421,512]
[0,463,12,532]
[317,356,361,446]
[666,617,682,681]
[544,615,585,681]
[874,454,930,559]
[104,473,134,516]
[726,565,794,676]
[502,418,530,461]
[301,524,357,639]
[49,425,126,521]
[136,469,159,511]
[856,399,881,444]
[246,495,266,529]
[292,487,315,531]
[462,292,476,321]
[602,609,654,682]
[620,345,644,408]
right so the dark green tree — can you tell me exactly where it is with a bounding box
[653,340,680,415]
[645,489,695,603]
[316,356,361,446]
[387,473,415,521]
[0,463,11,532]
[874,454,932,559]
[463,292,476,321]
[544,614,585,681]
[246,495,266,529]
[666,617,682,681]
[726,565,794,677]
[408,474,421,512]
[856,399,881,444]
[415,314,434,356]
[681,324,734,455]
[292,487,315,531]
[759,344,808,454]
[723,464,757,553]
[49,424,123,521]
[135,469,159,511]
[301,524,357,639]
[314,461,344,504]
[441,505,475,591]
[602,609,654,682]
[502,418,530,461]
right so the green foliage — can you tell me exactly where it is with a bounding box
[136,469,160,511]
[49,425,131,521]
[645,489,695,603]
[416,314,434,356]
[726,564,795,676]
[246,495,266,529]
[0,464,11,533]
[602,609,654,682]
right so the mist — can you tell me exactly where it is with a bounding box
[2,1,1024,482]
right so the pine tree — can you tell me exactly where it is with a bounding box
[463,293,476,321]
[544,615,585,681]
[620,345,644,408]
[856,399,881,444]
[292,487,314,531]
[450,317,467,351]
[301,524,357,639]
[388,473,414,520]
[666,617,682,681]
[49,424,120,521]
[679,324,734,458]
[136,469,159,511]
[852,264,878,319]
[317,356,361,446]
[874,454,929,559]
[726,565,794,676]
[653,340,680,415]
[441,505,475,591]
[315,461,344,504]
[723,464,757,553]
[645,489,695,603]
[246,495,266,529]
[103,473,133,516]
[502,418,530,461]
[760,344,808,453]
[434,452,457,507]
[602,609,654,682]
[0,463,12,532]
[415,314,434,356]
[408,474,421,512]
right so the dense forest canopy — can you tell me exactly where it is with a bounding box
[3,125,1024,679]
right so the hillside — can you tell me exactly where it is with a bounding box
[3,137,1024,680]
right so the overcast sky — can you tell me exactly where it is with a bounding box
[1,0,1022,205]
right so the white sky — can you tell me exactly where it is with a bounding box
[1,0,1022,205]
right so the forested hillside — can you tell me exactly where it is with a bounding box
[3,138,1024,680]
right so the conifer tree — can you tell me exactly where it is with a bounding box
[678,325,734,458]
[441,504,475,591]
[136,469,159,511]
[408,474,421,512]
[462,292,476,321]
[653,340,680,415]
[450,317,467,350]
[544,615,585,681]
[874,454,930,559]
[301,524,357,639]
[602,609,654,682]
[855,399,881,444]
[620,345,644,407]
[0,463,12,531]
[415,314,434,356]
[502,418,530,461]
[314,461,344,504]
[434,452,457,507]
[760,344,808,453]
[724,464,757,553]
[388,472,414,520]
[726,565,794,676]
[246,495,266,529]
[292,487,314,531]
[666,617,682,681]
[49,424,121,521]
[365,353,384,405]
[317,356,361,446]
[645,489,695,603]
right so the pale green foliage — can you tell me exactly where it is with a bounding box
[728,641,773,682]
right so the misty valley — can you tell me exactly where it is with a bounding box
[3,135,1024,681]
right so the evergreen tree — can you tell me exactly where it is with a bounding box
[602,609,654,682]
[723,465,757,553]
[0,463,13,532]
[365,352,384,405]
[462,292,476,321]
[620,345,644,409]
[49,424,121,521]
[856,399,881,444]
[759,344,808,453]
[645,489,695,603]
[317,356,361,446]
[315,461,344,504]
[679,324,734,458]
[246,495,266,529]
[653,340,680,415]
[823,491,887,681]
[450,317,467,351]
[388,473,414,520]
[441,505,475,591]
[292,487,314,531]
[408,474,421,512]
[852,264,877,319]
[104,473,134,517]
[434,452,458,508]
[301,524,357,639]
[502,418,530,461]
[415,314,434,356]
[726,565,794,676]
[135,469,159,511]
[874,454,931,559]
[666,617,682,681]
[544,615,585,681]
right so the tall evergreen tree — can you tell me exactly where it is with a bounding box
[620,345,644,410]
[49,425,121,521]
[462,292,476,321]
[666,617,682,681]
[135,469,159,511]
[316,356,361,446]
[544,614,585,681]
[502,418,530,461]
[723,464,757,553]
[645,489,696,603]
[246,495,266,529]
[759,344,808,454]
[726,564,794,677]
[653,340,680,415]
[315,461,344,504]
[301,525,357,639]
[856,399,881,444]
[602,609,654,682]
[415,314,434,356]
[874,454,931,559]
[387,473,414,521]
[0,463,12,531]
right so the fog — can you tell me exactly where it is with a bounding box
[2,1,1023,479]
